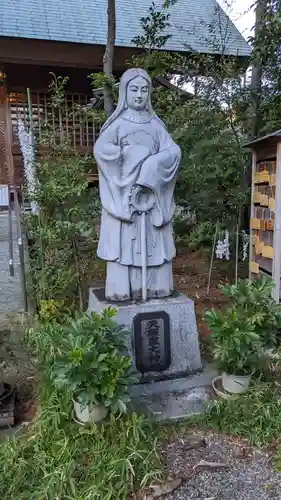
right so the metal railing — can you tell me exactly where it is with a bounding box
[5,185,28,312]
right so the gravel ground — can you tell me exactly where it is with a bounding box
[161,432,281,500]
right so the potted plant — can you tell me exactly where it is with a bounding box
[51,309,138,423]
[205,307,264,394]
[220,277,281,350]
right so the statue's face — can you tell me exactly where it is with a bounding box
[126,76,149,111]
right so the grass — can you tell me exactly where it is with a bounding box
[194,382,281,448]
[0,318,162,500]
[0,388,161,500]
[5,376,281,499]
[6,312,281,497]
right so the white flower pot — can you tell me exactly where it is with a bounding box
[73,399,108,424]
[222,372,252,394]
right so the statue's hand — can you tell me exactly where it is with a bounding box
[130,184,155,213]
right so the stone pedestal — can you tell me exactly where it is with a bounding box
[88,288,202,382]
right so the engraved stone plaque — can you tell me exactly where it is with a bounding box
[133,311,171,373]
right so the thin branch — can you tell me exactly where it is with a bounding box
[207,221,219,295]
[72,240,83,312]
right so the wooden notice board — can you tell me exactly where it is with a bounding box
[245,130,281,302]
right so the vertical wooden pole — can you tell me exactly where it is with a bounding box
[103,0,116,117]
[0,76,15,187]
[249,150,256,279]
[250,0,267,140]
[27,88,35,159]
[0,79,9,185]
[207,222,218,295]
[273,141,281,302]
[235,215,239,286]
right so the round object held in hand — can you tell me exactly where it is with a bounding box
[130,185,155,213]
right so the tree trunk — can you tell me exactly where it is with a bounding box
[243,0,268,230]
[250,0,267,139]
[103,0,116,117]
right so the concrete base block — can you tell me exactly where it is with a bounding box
[130,364,218,422]
[88,287,202,382]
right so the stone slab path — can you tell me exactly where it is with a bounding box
[0,212,24,313]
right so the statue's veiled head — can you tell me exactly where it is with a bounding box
[126,75,149,111]
[120,68,152,111]
[100,68,156,132]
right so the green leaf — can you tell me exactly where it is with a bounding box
[116,399,127,414]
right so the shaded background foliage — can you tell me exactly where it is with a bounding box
[252,0,281,134]
[132,1,251,240]
[25,132,103,312]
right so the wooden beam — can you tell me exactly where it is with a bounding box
[0,38,137,70]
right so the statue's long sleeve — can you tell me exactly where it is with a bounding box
[136,120,181,226]
[94,121,150,222]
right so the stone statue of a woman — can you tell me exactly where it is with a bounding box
[94,68,181,301]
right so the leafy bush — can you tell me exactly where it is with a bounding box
[37,298,70,322]
[182,221,215,251]
[26,309,138,414]
[23,72,103,311]
[174,100,249,229]
[205,307,264,375]
[205,277,281,375]
[51,310,138,413]
[24,147,100,310]
[220,277,281,348]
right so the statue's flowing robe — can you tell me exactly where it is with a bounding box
[94,115,181,273]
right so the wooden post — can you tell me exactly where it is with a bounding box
[103,0,116,117]
[249,150,256,279]
[272,141,281,302]
[0,76,14,186]
[0,81,8,184]
[250,0,267,140]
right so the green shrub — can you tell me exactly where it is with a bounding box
[220,277,281,348]
[27,309,138,414]
[205,277,281,375]
[205,307,264,375]
[24,148,99,310]
[51,310,138,413]
[183,221,215,251]
[37,298,70,322]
